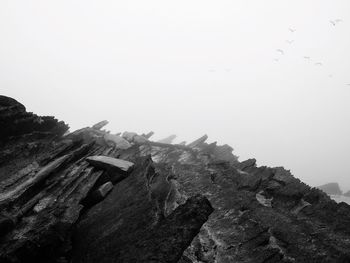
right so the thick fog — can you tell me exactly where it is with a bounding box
[1,1,350,191]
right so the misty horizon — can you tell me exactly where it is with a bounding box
[1,0,350,191]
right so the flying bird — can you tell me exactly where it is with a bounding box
[286,40,294,44]
[289,27,296,32]
[276,49,284,55]
[330,19,342,26]
[314,62,323,66]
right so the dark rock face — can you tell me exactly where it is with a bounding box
[73,157,213,262]
[1,96,350,263]
[318,182,343,195]
[0,95,68,142]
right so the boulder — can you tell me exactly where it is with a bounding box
[317,182,342,195]
[86,156,134,174]
[133,134,149,144]
[121,131,137,142]
[103,134,131,149]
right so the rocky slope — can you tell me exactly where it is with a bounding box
[1,95,350,263]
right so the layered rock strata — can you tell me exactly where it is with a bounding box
[0,95,350,263]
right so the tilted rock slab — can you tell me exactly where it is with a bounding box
[86,156,134,174]
[103,133,131,149]
[73,157,213,263]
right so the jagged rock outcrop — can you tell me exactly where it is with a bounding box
[1,96,350,263]
[73,157,213,263]
[0,96,213,263]
[317,182,343,195]
[0,95,68,142]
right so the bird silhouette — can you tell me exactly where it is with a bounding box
[314,62,323,66]
[286,40,294,44]
[330,19,342,26]
[276,49,284,55]
[289,27,296,32]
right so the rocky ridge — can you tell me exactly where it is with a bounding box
[0,95,350,263]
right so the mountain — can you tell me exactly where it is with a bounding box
[1,95,350,263]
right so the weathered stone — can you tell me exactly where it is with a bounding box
[187,134,208,148]
[73,157,213,263]
[97,182,113,197]
[238,172,261,191]
[133,134,148,144]
[82,182,114,208]
[256,190,273,207]
[212,144,238,164]
[92,120,109,130]
[142,131,154,139]
[86,156,134,174]
[237,158,257,170]
[103,133,131,149]
[121,131,137,142]
[157,134,177,144]
[291,199,311,215]
[0,95,69,143]
[2,96,350,263]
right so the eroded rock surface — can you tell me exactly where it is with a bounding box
[1,96,350,263]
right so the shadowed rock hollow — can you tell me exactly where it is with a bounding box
[0,95,350,263]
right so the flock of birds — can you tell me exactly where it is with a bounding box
[206,18,349,86]
[274,19,350,86]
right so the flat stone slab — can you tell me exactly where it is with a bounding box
[86,156,134,174]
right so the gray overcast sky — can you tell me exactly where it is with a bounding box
[1,1,350,190]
